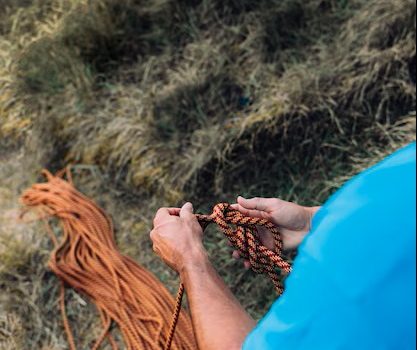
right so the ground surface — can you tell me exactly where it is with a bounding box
[0,0,416,349]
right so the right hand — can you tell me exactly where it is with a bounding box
[150,203,206,274]
[231,197,320,268]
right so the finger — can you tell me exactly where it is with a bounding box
[180,202,194,219]
[153,207,181,225]
[167,208,181,216]
[154,208,171,223]
[150,230,156,242]
[152,243,160,255]
[244,260,251,270]
[156,208,181,218]
[232,251,240,260]
[233,203,270,220]
[238,196,278,212]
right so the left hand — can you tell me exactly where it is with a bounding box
[150,202,206,273]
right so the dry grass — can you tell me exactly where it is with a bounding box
[0,0,416,349]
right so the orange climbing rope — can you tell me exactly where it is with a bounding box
[197,203,292,293]
[21,170,292,350]
[21,170,196,350]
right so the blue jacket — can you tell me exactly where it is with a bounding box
[244,143,416,350]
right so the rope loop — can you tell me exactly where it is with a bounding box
[196,203,292,294]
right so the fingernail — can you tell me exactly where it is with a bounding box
[184,202,194,211]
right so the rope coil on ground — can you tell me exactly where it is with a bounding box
[21,170,196,350]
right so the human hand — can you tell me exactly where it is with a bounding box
[150,202,206,274]
[231,197,320,268]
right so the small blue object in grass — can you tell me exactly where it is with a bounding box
[239,96,251,108]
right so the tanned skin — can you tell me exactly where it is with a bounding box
[150,197,320,350]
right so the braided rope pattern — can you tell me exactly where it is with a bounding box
[197,203,292,293]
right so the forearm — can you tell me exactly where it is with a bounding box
[181,249,255,350]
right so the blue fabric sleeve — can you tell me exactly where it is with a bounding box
[243,143,416,350]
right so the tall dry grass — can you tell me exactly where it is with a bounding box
[0,0,416,348]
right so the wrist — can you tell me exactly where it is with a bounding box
[179,247,209,277]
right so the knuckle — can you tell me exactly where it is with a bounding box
[155,208,164,217]
[150,230,157,241]
[154,208,165,224]
[253,197,261,209]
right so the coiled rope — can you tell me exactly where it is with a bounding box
[21,170,292,350]
[21,170,196,350]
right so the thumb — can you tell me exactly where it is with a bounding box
[180,202,194,219]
